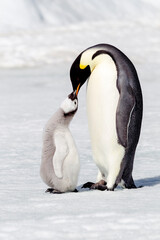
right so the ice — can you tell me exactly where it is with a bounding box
[0,0,160,239]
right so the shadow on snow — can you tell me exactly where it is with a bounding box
[136,175,160,188]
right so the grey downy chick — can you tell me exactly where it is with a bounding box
[40,91,80,193]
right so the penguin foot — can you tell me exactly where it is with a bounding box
[125,184,143,189]
[82,182,95,189]
[82,180,107,191]
[45,188,63,194]
[45,188,54,193]
[73,189,78,193]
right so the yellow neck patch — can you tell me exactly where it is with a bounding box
[79,64,87,69]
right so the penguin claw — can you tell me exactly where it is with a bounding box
[91,184,107,191]
[45,188,78,194]
[82,182,95,189]
[106,188,114,191]
[73,189,78,192]
[45,188,62,194]
[82,180,107,191]
[125,185,143,189]
[45,188,54,193]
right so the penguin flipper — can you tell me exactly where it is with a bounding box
[53,133,69,179]
[116,85,135,148]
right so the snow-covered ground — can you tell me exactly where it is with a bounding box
[0,0,160,239]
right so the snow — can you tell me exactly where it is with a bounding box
[1,0,160,69]
[0,0,160,239]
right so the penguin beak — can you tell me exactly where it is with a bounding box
[76,84,80,96]
[68,90,77,100]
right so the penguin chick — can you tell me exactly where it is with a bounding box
[40,91,80,193]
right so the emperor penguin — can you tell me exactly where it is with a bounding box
[70,44,143,191]
[40,91,80,193]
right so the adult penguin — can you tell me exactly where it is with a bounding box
[70,44,143,191]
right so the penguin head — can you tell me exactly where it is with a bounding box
[70,47,105,94]
[60,91,78,115]
[70,51,91,94]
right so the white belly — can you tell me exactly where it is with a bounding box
[41,126,80,192]
[87,57,125,186]
[58,129,79,191]
[55,128,80,192]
